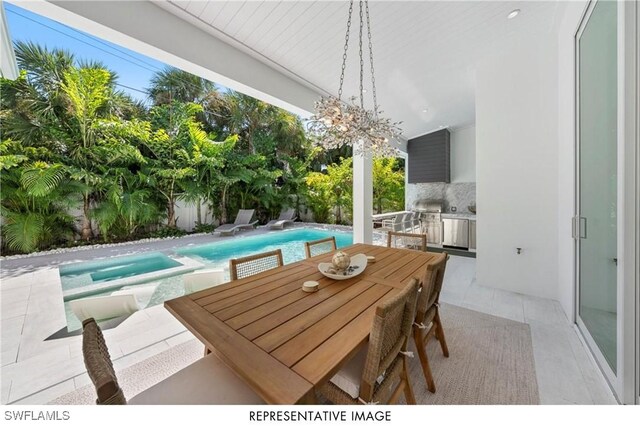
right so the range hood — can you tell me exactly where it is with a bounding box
[406,129,450,183]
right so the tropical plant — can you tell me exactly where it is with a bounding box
[1,41,407,254]
[0,141,77,253]
[373,157,405,214]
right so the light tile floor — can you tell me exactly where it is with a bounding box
[439,256,617,404]
[0,238,617,404]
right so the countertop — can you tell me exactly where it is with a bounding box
[440,213,477,220]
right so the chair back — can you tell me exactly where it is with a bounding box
[386,231,427,251]
[391,214,404,231]
[229,249,284,280]
[82,318,126,405]
[359,278,419,401]
[416,253,448,324]
[278,208,295,221]
[304,236,337,258]
[234,209,255,225]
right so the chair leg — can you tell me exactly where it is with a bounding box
[413,327,436,393]
[402,357,416,404]
[388,383,404,404]
[434,311,449,358]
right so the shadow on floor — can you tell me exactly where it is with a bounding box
[45,316,131,340]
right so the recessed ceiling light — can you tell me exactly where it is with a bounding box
[362,89,367,93]
[422,109,428,113]
[507,9,520,19]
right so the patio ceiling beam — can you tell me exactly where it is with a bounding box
[11,0,320,117]
[0,0,18,80]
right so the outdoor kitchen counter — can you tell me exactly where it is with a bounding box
[441,213,476,219]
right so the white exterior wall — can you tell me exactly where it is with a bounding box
[475,32,560,301]
[174,201,214,232]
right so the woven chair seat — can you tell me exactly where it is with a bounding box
[129,353,264,405]
[82,318,264,405]
[321,355,403,404]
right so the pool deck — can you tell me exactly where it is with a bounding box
[0,223,372,404]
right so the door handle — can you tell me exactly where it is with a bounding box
[612,258,618,266]
[579,217,587,239]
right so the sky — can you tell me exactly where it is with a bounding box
[4,2,218,104]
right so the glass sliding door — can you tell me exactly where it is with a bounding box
[576,0,618,378]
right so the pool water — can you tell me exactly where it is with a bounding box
[59,252,181,290]
[62,227,352,331]
[177,228,353,267]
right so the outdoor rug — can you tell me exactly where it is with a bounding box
[52,303,539,405]
[404,303,539,404]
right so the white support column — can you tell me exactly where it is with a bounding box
[353,149,373,244]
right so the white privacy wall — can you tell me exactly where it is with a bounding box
[450,125,476,183]
[475,32,560,300]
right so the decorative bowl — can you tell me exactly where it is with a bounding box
[319,253,368,280]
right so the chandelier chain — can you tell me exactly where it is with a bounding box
[365,0,379,116]
[359,0,365,109]
[338,0,354,101]
[309,0,402,158]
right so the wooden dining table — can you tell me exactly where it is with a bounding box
[164,243,440,404]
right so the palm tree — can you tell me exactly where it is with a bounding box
[147,67,216,105]
[4,43,151,242]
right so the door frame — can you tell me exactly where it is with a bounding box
[574,0,638,404]
[622,0,638,406]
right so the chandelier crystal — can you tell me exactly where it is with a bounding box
[309,0,402,157]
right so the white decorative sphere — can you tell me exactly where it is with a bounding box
[331,251,351,271]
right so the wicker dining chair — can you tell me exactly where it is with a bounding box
[82,318,126,404]
[82,318,264,405]
[412,252,449,393]
[387,231,428,252]
[318,278,419,405]
[229,249,284,281]
[304,236,337,258]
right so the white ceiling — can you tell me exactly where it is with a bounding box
[156,1,564,139]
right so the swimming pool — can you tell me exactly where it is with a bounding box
[177,228,353,267]
[60,252,180,288]
[59,252,202,301]
[61,227,353,331]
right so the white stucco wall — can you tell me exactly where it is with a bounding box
[475,31,560,300]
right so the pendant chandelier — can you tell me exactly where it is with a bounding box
[309,0,402,157]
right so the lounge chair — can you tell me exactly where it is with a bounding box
[264,208,296,230]
[214,209,258,236]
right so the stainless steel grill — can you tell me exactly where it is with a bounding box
[412,199,444,213]
[412,199,443,244]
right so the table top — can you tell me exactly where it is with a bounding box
[164,243,439,404]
